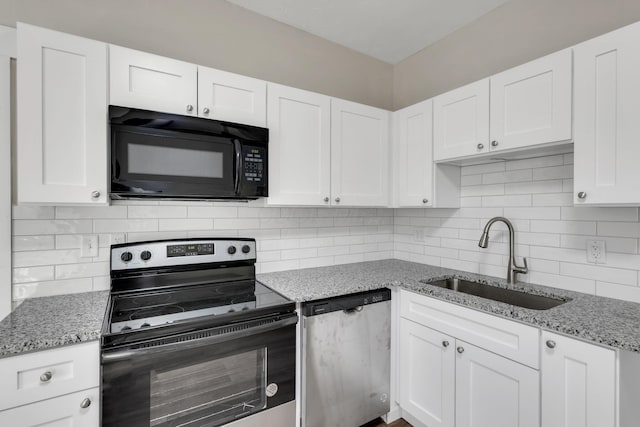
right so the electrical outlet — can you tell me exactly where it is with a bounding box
[414,229,425,242]
[81,235,99,258]
[587,239,606,264]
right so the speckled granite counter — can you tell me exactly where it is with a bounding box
[258,259,640,353]
[0,291,109,358]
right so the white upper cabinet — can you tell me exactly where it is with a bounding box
[433,80,490,161]
[394,99,434,207]
[267,83,331,206]
[17,23,108,205]
[574,21,640,205]
[541,331,616,427]
[490,49,572,152]
[110,45,197,116]
[434,49,572,162]
[331,98,390,207]
[197,66,266,127]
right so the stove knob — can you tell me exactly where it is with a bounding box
[140,323,151,328]
[242,245,251,254]
[228,246,237,255]
[228,308,236,313]
[120,325,132,331]
[140,250,152,261]
[241,306,249,311]
[120,251,133,262]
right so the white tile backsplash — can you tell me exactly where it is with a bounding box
[10,199,394,301]
[10,153,640,305]
[394,153,640,304]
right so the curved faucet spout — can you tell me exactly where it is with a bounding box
[478,217,528,284]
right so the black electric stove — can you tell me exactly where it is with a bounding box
[101,238,298,427]
[101,238,295,348]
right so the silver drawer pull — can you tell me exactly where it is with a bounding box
[577,192,587,200]
[546,340,556,349]
[457,346,464,354]
[477,143,484,150]
[90,190,100,199]
[491,140,499,147]
[442,340,449,348]
[40,371,52,382]
[324,197,329,203]
[80,398,91,409]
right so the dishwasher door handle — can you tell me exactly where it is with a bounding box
[343,306,364,314]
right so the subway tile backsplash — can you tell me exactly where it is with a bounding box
[10,153,640,304]
[395,153,640,303]
[11,201,394,301]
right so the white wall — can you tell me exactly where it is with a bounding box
[11,202,393,301]
[395,153,640,303]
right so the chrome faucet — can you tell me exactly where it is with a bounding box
[479,217,528,284]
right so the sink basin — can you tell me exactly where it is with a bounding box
[421,277,568,310]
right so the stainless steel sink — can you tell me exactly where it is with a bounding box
[421,277,569,310]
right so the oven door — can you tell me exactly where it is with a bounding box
[111,125,238,199]
[101,313,297,427]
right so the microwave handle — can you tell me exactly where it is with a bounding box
[101,314,297,365]
[234,139,242,195]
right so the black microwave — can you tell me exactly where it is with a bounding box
[109,106,268,200]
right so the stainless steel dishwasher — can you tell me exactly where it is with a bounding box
[302,289,391,427]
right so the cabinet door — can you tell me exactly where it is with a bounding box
[456,341,539,427]
[433,80,489,161]
[109,45,197,116]
[573,22,640,205]
[331,98,390,206]
[541,332,616,427]
[17,23,108,205]
[198,66,266,127]
[490,49,572,152]
[394,99,433,207]
[0,387,99,426]
[398,319,455,427]
[267,84,331,206]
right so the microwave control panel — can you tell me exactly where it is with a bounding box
[243,147,265,183]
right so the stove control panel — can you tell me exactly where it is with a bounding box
[111,239,256,271]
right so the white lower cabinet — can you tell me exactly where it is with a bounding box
[455,341,539,427]
[399,319,455,427]
[399,316,538,427]
[541,331,616,427]
[0,387,99,427]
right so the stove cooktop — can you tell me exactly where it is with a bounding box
[109,280,290,333]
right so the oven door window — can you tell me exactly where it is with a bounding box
[111,126,237,197]
[150,349,267,427]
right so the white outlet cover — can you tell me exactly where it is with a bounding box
[586,239,606,264]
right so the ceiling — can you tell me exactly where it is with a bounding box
[225,0,510,64]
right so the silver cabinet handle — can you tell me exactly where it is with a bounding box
[80,398,91,409]
[323,197,329,203]
[91,191,100,199]
[477,143,484,150]
[335,197,340,203]
[186,104,194,112]
[40,371,52,382]
[442,340,449,348]
[457,346,464,354]
[422,198,428,204]
[546,340,556,349]
[577,192,587,199]
[491,140,499,147]
[203,107,210,114]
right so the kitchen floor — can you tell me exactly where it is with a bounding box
[363,418,412,427]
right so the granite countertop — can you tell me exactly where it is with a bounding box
[258,259,640,353]
[0,291,109,358]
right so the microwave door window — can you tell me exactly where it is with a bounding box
[128,143,224,179]
[113,128,236,198]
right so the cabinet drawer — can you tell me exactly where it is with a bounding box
[0,387,99,427]
[400,289,539,368]
[0,341,99,410]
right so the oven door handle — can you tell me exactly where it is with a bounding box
[102,314,297,365]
